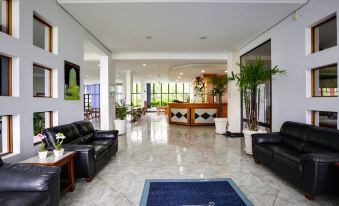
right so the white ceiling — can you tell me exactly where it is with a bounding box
[59,0,306,54]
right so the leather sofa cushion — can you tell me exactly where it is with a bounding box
[92,139,114,147]
[307,127,339,151]
[273,146,303,173]
[44,124,81,145]
[73,120,95,136]
[281,136,304,152]
[93,145,109,160]
[0,191,50,206]
[280,121,311,141]
[302,142,335,153]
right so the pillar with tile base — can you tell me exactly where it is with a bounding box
[100,56,115,130]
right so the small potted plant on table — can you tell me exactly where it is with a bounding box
[53,132,66,157]
[230,57,285,155]
[210,75,228,134]
[36,134,48,159]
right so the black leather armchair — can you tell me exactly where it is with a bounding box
[43,120,118,180]
[252,121,339,199]
[0,157,60,206]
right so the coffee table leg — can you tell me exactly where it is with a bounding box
[68,159,75,192]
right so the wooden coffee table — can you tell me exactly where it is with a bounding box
[21,151,78,193]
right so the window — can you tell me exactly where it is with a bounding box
[0,0,11,34]
[150,83,190,107]
[115,83,123,103]
[0,115,12,156]
[311,64,337,97]
[84,84,100,119]
[33,112,52,143]
[0,55,11,96]
[312,111,337,129]
[312,16,337,53]
[131,83,141,107]
[33,14,53,52]
[33,64,52,97]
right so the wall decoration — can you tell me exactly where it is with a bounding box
[64,61,80,100]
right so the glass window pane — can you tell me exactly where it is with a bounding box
[313,16,337,53]
[151,94,161,107]
[162,83,168,93]
[132,83,137,93]
[184,94,190,102]
[0,55,10,96]
[184,83,190,93]
[33,65,51,97]
[0,0,9,33]
[177,93,184,102]
[33,16,52,52]
[154,83,161,93]
[169,83,176,93]
[0,115,9,155]
[313,111,337,129]
[169,93,176,102]
[177,83,183,93]
[161,94,168,106]
[33,112,46,136]
[312,65,337,97]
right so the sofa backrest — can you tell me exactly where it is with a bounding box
[73,120,95,143]
[280,121,312,151]
[43,123,81,147]
[305,127,339,152]
[0,157,3,166]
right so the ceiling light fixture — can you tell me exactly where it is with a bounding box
[200,36,207,40]
[142,64,146,66]
[177,76,181,79]
[201,70,205,73]
[85,75,89,77]
[179,72,183,75]
[116,74,120,77]
[146,36,153,39]
[225,70,228,73]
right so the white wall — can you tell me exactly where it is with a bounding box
[0,0,110,162]
[238,0,339,131]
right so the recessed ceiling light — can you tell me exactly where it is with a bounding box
[142,64,147,66]
[146,36,153,39]
[200,36,207,40]
[201,70,205,73]
[179,72,183,75]
[225,70,228,73]
[85,75,89,77]
[116,74,120,77]
[177,76,181,79]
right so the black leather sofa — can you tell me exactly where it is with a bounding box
[252,121,339,199]
[0,157,60,206]
[43,120,118,180]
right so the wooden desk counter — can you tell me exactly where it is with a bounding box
[168,103,227,126]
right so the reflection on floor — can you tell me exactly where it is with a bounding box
[61,113,339,206]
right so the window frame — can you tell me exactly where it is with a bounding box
[33,14,53,53]
[311,63,338,97]
[131,83,142,107]
[311,110,338,129]
[33,111,53,144]
[0,54,12,96]
[0,0,12,35]
[0,115,13,157]
[150,83,190,107]
[33,63,53,98]
[311,15,337,54]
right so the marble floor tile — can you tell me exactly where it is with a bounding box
[61,113,339,206]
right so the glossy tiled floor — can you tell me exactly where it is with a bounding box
[61,113,339,206]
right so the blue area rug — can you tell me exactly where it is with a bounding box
[140,178,253,206]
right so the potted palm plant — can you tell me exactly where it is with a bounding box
[230,57,285,155]
[114,99,129,135]
[210,76,228,134]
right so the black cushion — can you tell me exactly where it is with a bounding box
[307,127,339,151]
[73,120,95,136]
[0,191,50,206]
[92,145,109,160]
[281,136,304,152]
[280,121,311,141]
[92,139,114,147]
[273,146,303,173]
[43,124,81,146]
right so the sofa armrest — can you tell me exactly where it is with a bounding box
[252,132,283,144]
[94,130,118,140]
[301,153,339,195]
[63,144,95,152]
[0,163,60,192]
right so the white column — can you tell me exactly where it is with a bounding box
[227,51,241,134]
[125,70,133,105]
[141,80,147,107]
[100,56,115,130]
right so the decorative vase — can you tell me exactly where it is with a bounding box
[38,151,48,159]
[243,129,266,155]
[114,119,126,135]
[53,148,64,157]
[214,118,228,134]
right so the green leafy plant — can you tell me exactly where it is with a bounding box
[230,57,285,131]
[54,132,66,150]
[116,99,129,120]
[33,113,45,136]
[210,76,228,117]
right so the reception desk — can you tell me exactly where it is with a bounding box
[168,103,227,126]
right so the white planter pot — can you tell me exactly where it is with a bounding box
[38,151,48,159]
[214,118,228,134]
[114,119,126,135]
[243,129,266,155]
[53,148,64,158]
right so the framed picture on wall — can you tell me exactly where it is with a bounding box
[64,61,80,100]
